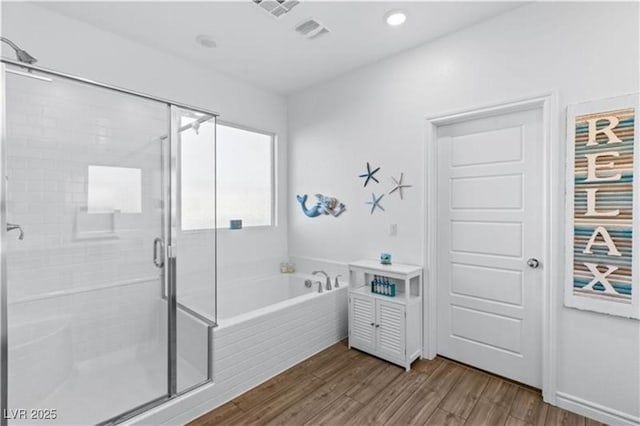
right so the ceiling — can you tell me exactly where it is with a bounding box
[37,1,524,95]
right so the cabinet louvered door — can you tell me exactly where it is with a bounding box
[349,294,376,352]
[376,300,406,363]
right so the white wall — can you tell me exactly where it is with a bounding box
[288,2,640,423]
[1,2,290,287]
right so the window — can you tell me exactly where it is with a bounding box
[216,123,274,228]
[180,120,274,230]
[87,165,142,214]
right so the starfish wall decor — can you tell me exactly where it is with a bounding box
[366,192,385,214]
[358,162,380,187]
[389,173,412,200]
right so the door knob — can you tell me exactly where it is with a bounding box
[527,258,540,269]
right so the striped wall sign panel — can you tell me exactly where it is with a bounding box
[566,94,640,319]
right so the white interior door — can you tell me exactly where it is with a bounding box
[436,107,543,387]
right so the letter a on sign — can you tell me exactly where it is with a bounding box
[583,226,622,257]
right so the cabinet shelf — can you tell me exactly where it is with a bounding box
[349,285,420,304]
[348,260,422,302]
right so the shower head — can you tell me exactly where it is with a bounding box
[0,37,37,64]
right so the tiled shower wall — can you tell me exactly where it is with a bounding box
[5,69,168,362]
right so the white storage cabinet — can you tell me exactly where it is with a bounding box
[348,260,423,371]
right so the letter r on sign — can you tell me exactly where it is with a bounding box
[586,116,622,146]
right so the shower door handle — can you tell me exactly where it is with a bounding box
[153,237,165,268]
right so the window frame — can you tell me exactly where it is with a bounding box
[214,120,277,231]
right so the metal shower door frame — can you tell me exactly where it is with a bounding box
[0,58,9,426]
[0,58,218,426]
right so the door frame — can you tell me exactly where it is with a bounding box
[424,92,559,403]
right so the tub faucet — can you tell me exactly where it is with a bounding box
[313,270,331,291]
[315,280,323,293]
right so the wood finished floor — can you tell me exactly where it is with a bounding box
[190,341,604,426]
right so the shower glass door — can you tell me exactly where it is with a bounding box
[3,65,171,425]
[171,107,216,393]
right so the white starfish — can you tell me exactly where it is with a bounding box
[389,173,412,200]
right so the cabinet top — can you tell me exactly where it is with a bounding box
[348,259,423,276]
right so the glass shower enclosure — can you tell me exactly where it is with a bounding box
[0,59,217,425]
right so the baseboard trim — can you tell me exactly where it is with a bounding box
[556,392,640,426]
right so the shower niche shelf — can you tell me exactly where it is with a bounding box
[347,259,423,371]
[74,208,119,240]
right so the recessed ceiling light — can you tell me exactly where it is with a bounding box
[195,34,217,48]
[385,10,407,27]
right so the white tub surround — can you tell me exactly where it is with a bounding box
[130,273,348,425]
[214,275,348,394]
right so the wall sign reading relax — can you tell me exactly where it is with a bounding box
[566,94,640,319]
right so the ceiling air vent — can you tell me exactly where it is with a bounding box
[294,18,331,40]
[253,0,300,18]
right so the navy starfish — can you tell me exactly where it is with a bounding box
[358,162,380,187]
[366,192,385,214]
